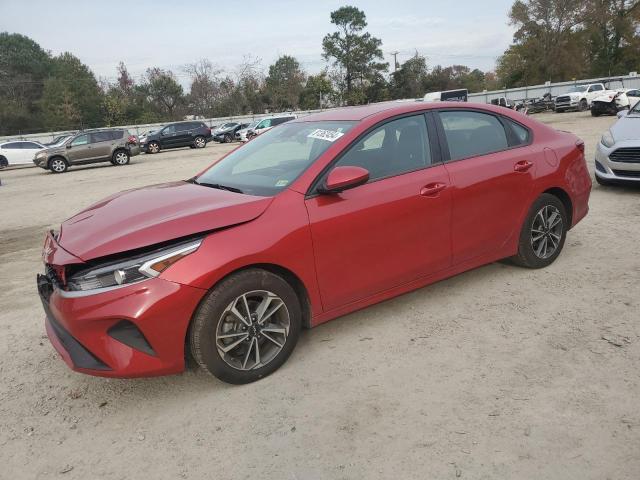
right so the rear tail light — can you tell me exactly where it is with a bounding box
[127,135,138,145]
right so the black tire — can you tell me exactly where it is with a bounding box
[224,133,232,143]
[0,156,7,168]
[194,136,207,149]
[48,157,68,174]
[111,149,130,166]
[189,269,301,384]
[554,108,564,113]
[579,99,588,112]
[591,108,600,117]
[512,193,568,269]
[147,141,160,154]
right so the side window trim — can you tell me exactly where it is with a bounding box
[306,111,442,198]
[433,109,532,163]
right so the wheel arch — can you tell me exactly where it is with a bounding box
[542,187,573,227]
[183,262,313,367]
[48,154,69,166]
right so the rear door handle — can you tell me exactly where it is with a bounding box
[514,160,533,172]
[420,182,447,197]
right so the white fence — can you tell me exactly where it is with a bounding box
[3,72,640,145]
[468,72,640,103]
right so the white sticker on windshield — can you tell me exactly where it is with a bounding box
[307,129,345,142]
[275,179,289,187]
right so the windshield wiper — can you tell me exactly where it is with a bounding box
[193,180,243,194]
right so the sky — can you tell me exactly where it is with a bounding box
[0,0,516,86]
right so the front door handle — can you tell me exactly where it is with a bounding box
[420,183,447,197]
[514,160,533,172]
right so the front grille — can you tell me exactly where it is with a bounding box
[556,96,571,103]
[612,169,640,178]
[610,147,640,163]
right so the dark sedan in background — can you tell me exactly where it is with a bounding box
[213,122,250,143]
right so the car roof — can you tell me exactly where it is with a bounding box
[292,101,511,122]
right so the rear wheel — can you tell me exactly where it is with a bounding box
[111,150,130,166]
[147,141,160,154]
[48,157,68,174]
[0,156,7,168]
[512,194,567,269]
[189,269,301,384]
[194,136,206,148]
[579,99,588,111]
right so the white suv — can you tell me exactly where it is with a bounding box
[554,83,612,112]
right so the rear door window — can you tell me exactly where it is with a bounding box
[2,142,21,149]
[439,111,509,161]
[91,131,113,143]
[21,142,42,149]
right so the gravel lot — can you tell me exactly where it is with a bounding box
[1,112,639,479]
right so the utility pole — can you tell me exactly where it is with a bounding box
[389,51,400,72]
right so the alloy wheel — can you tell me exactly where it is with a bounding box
[50,159,66,173]
[195,137,206,148]
[149,143,159,153]
[530,205,563,259]
[114,152,128,164]
[215,290,290,371]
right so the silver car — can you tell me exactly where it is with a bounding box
[595,102,640,185]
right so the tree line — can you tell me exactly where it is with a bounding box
[1,1,639,136]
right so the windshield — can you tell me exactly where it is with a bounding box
[630,102,640,114]
[245,120,260,130]
[568,85,588,93]
[221,123,237,129]
[195,120,356,196]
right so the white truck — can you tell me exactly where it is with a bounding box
[554,83,614,112]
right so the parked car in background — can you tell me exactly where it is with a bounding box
[423,89,468,102]
[245,115,297,141]
[595,101,640,185]
[554,83,612,112]
[213,122,250,143]
[591,88,640,116]
[37,102,590,384]
[33,129,139,173]
[235,120,259,142]
[0,140,46,167]
[140,121,212,153]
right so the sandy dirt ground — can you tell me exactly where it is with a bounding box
[1,113,639,479]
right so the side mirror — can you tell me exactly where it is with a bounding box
[319,166,370,194]
[617,110,629,119]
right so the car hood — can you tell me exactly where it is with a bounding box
[57,181,273,261]
[41,144,67,155]
[611,115,640,141]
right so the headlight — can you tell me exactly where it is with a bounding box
[67,239,202,292]
[601,131,615,148]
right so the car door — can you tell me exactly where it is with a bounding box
[159,125,177,148]
[89,131,115,161]
[66,134,92,163]
[20,141,44,163]
[1,142,23,164]
[305,114,452,311]
[435,109,535,265]
[587,84,604,103]
[173,123,194,147]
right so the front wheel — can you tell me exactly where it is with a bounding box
[224,133,232,143]
[512,194,568,269]
[579,99,588,111]
[194,136,206,148]
[189,269,301,384]
[147,141,160,154]
[48,157,68,174]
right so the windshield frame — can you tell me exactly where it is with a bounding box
[568,85,589,93]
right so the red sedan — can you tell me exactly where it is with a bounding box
[38,102,591,384]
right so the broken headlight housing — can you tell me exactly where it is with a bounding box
[67,239,202,292]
